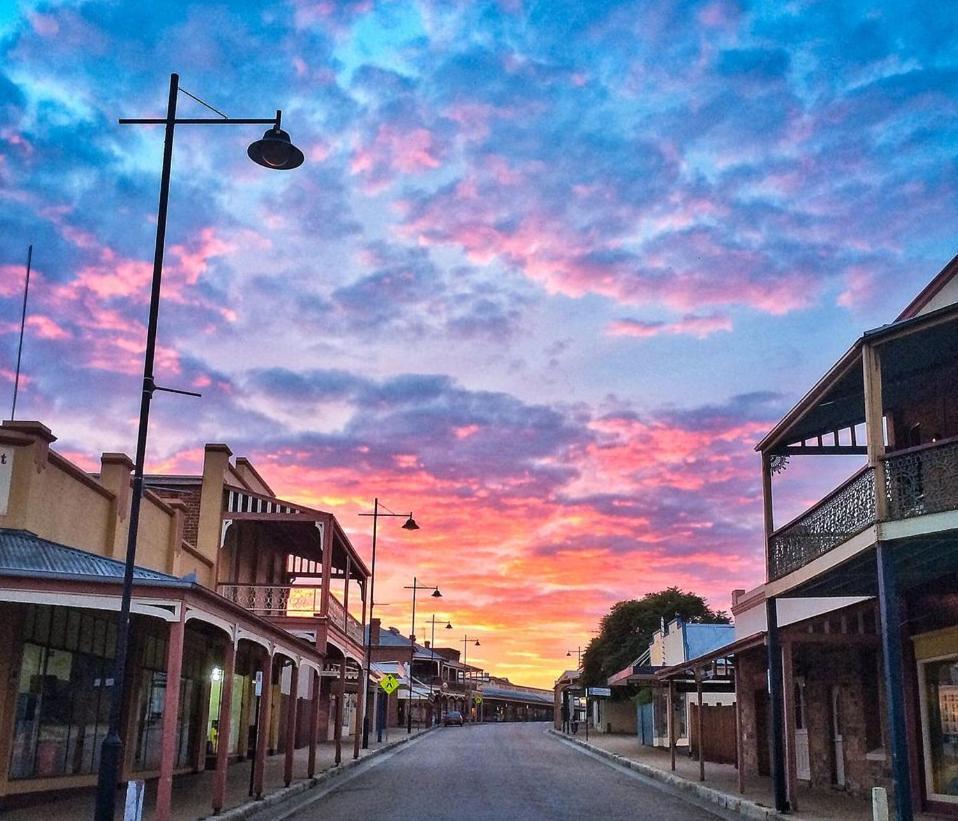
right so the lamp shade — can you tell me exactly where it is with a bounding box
[474,640,481,646]
[247,126,304,170]
[445,622,453,629]
[402,516,420,531]
[431,588,442,598]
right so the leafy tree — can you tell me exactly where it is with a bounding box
[580,587,730,687]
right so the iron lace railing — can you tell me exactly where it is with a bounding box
[768,437,958,580]
[216,583,365,643]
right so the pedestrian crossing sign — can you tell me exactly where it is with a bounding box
[380,673,400,695]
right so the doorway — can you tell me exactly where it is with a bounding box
[830,686,846,787]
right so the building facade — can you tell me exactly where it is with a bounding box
[0,421,370,819]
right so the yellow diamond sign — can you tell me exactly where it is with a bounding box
[380,673,400,695]
[474,695,483,705]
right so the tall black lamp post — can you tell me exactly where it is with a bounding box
[358,499,418,749]
[403,577,441,733]
[461,634,481,665]
[426,614,453,723]
[567,646,583,667]
[94,73,303,821]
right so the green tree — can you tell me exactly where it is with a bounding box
[580,587,729,687]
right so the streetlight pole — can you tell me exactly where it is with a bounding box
[426,614,453,724]
[94,73,303,821]
[403,578,441,733]
[461,634,481,665]
[566,646,583,667]
[358,501,418,749]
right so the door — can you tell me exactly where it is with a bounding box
[830,686,846,787]
[755,689,771,776]
[794,679,811,781]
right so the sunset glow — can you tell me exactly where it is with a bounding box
[1,1,956,688]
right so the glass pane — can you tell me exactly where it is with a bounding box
[10,643,45,778]
[925,658,958,796]
[33,648,73,777]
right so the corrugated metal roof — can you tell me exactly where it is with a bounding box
[480,686,554,705]
[0,529,184,582]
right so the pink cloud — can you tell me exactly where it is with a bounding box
[607,312,733,339]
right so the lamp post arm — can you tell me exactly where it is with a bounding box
[119,117,280,126]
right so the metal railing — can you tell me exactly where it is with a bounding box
[768,437,958,580]
[216,583,365,644]
[768,467,876,580]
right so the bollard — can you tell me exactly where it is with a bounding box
[872,786,889,821]
[124,779,145,821]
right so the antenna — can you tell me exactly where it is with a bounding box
[10,245,32,420]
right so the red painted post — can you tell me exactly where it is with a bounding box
[334,661,346,765]
[212,640,236,813]
[155,613,186,821]
[308,669,321,777]
[284,663,299,787]
[254,653,274,799]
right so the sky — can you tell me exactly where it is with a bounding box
[0,0,956,689]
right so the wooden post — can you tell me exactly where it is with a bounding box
[352,669,365,760]
[284,663,299,787]
[667,680,676,771]
[308,669,320,777]
[212,640,236,813]
[766,599,788,813]
[761,452,775,581]
[863,343,888,521]
[253,653,273,799]
[334,661,346,765]
[155,613,186,821]
[734,662,745,795]
[696,669,705,782]
[782,641,799,811]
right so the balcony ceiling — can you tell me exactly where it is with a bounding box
[763,305,958,454]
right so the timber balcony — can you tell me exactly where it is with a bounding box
[769,437,958,580]
[216,583,365,646]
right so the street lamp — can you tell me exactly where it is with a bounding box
[566,647,584,667]
[426,614,453,724]
[358,499,419,749]
[94,73,303,821]
[461,635,481,665]
[403,577,441,733]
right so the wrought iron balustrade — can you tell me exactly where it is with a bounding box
[768,467,876,580]
[216,584,320,616]
[884,437,958,520]
[325,595,365,645]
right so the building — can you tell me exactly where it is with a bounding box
[605,616,735,744]
[658,255,958,819]
[479,677,554,722]
[0,421,370,819]
[367,620,478,726]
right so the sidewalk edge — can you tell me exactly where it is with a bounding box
[210,727,437,820]
[546,728,786,821]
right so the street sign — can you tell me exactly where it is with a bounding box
[473,695,483,704]
[587,687,611,697]
[380,673,400,695]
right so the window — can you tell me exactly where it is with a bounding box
[9,605,116,780]
[922,657,958,800]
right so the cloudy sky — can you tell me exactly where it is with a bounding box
[1,0,956,687]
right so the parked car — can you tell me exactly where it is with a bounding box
[443,710,464,727]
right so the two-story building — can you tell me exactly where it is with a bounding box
[0,421,370,819]
[676,255,958,820]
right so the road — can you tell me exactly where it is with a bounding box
[284,723,731,821]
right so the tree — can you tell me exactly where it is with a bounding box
[580,587,730,687]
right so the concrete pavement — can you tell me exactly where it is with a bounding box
[284,722,735,821]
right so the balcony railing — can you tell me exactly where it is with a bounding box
[217,584,365,645]
[769,467,876,580]
[884,437,958,520]
[768,437,958,580]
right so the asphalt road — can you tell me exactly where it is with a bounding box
[285,722,731,821]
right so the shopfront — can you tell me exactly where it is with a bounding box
[916,628,958,806]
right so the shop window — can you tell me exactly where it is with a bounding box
[9,605,115,780]
[922,657,958,800]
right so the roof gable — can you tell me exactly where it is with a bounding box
[897,253,958,321]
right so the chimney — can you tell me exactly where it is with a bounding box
[370,618,381,647]
[732,589,746,606]
[425,640,431,649]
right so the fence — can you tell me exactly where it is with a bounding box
[689,703,737,765]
